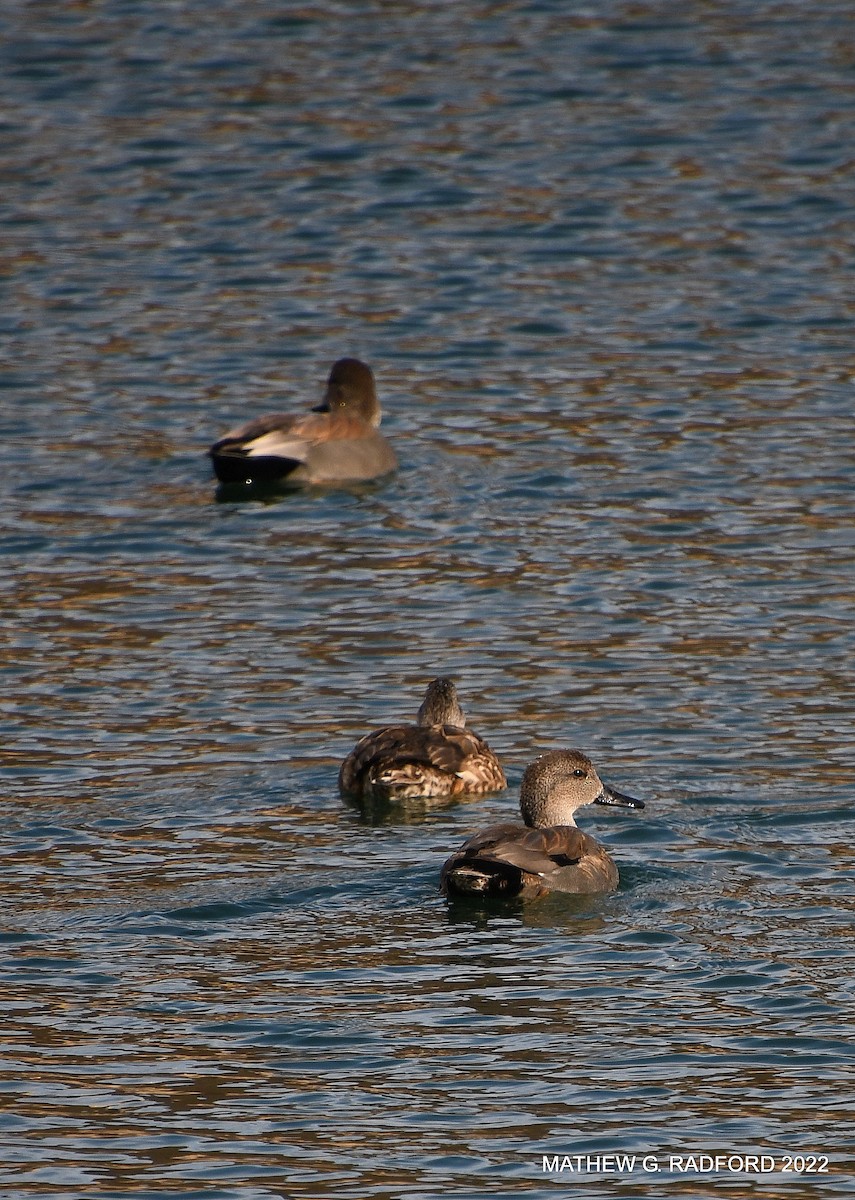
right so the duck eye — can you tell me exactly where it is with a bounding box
[573,768,587,778]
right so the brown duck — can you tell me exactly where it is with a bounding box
[339,678,507,801]
[440,748,644,898]
[209,357,397,486]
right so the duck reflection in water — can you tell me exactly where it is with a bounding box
[339,678,507,802]
[441,749,644,899]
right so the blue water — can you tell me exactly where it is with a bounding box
[2,1,854,1196]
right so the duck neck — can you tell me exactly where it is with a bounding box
[520,781,579,829]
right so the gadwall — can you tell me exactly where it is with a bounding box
[339,678,507,801]
[209,357,397,485]
[440,748,644,898]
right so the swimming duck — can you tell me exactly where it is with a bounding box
[440,748,644,898]
[339,677,507,801]
[209,357,397,485]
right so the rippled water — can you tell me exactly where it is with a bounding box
[2,1,854,1196]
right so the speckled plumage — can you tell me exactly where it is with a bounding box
[338,678,507,801]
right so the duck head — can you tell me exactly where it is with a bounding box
[520,748,644,829]
[417,677,466,728]
[313,357,381,425]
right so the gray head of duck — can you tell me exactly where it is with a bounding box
[520,749,644,829]
[416,678,466,727]
[313,357,381,425]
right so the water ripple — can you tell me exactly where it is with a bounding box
[2,0,855,1195]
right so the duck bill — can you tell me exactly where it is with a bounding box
[594,783,645,810]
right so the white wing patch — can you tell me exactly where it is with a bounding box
[244,430,310,462]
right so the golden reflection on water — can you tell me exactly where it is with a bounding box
[3,0,855,1194]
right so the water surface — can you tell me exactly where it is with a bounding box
[2,1,854,1196]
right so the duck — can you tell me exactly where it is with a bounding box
[440,748,644,899]
[339,677,507,801]
[209,357,397,486]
